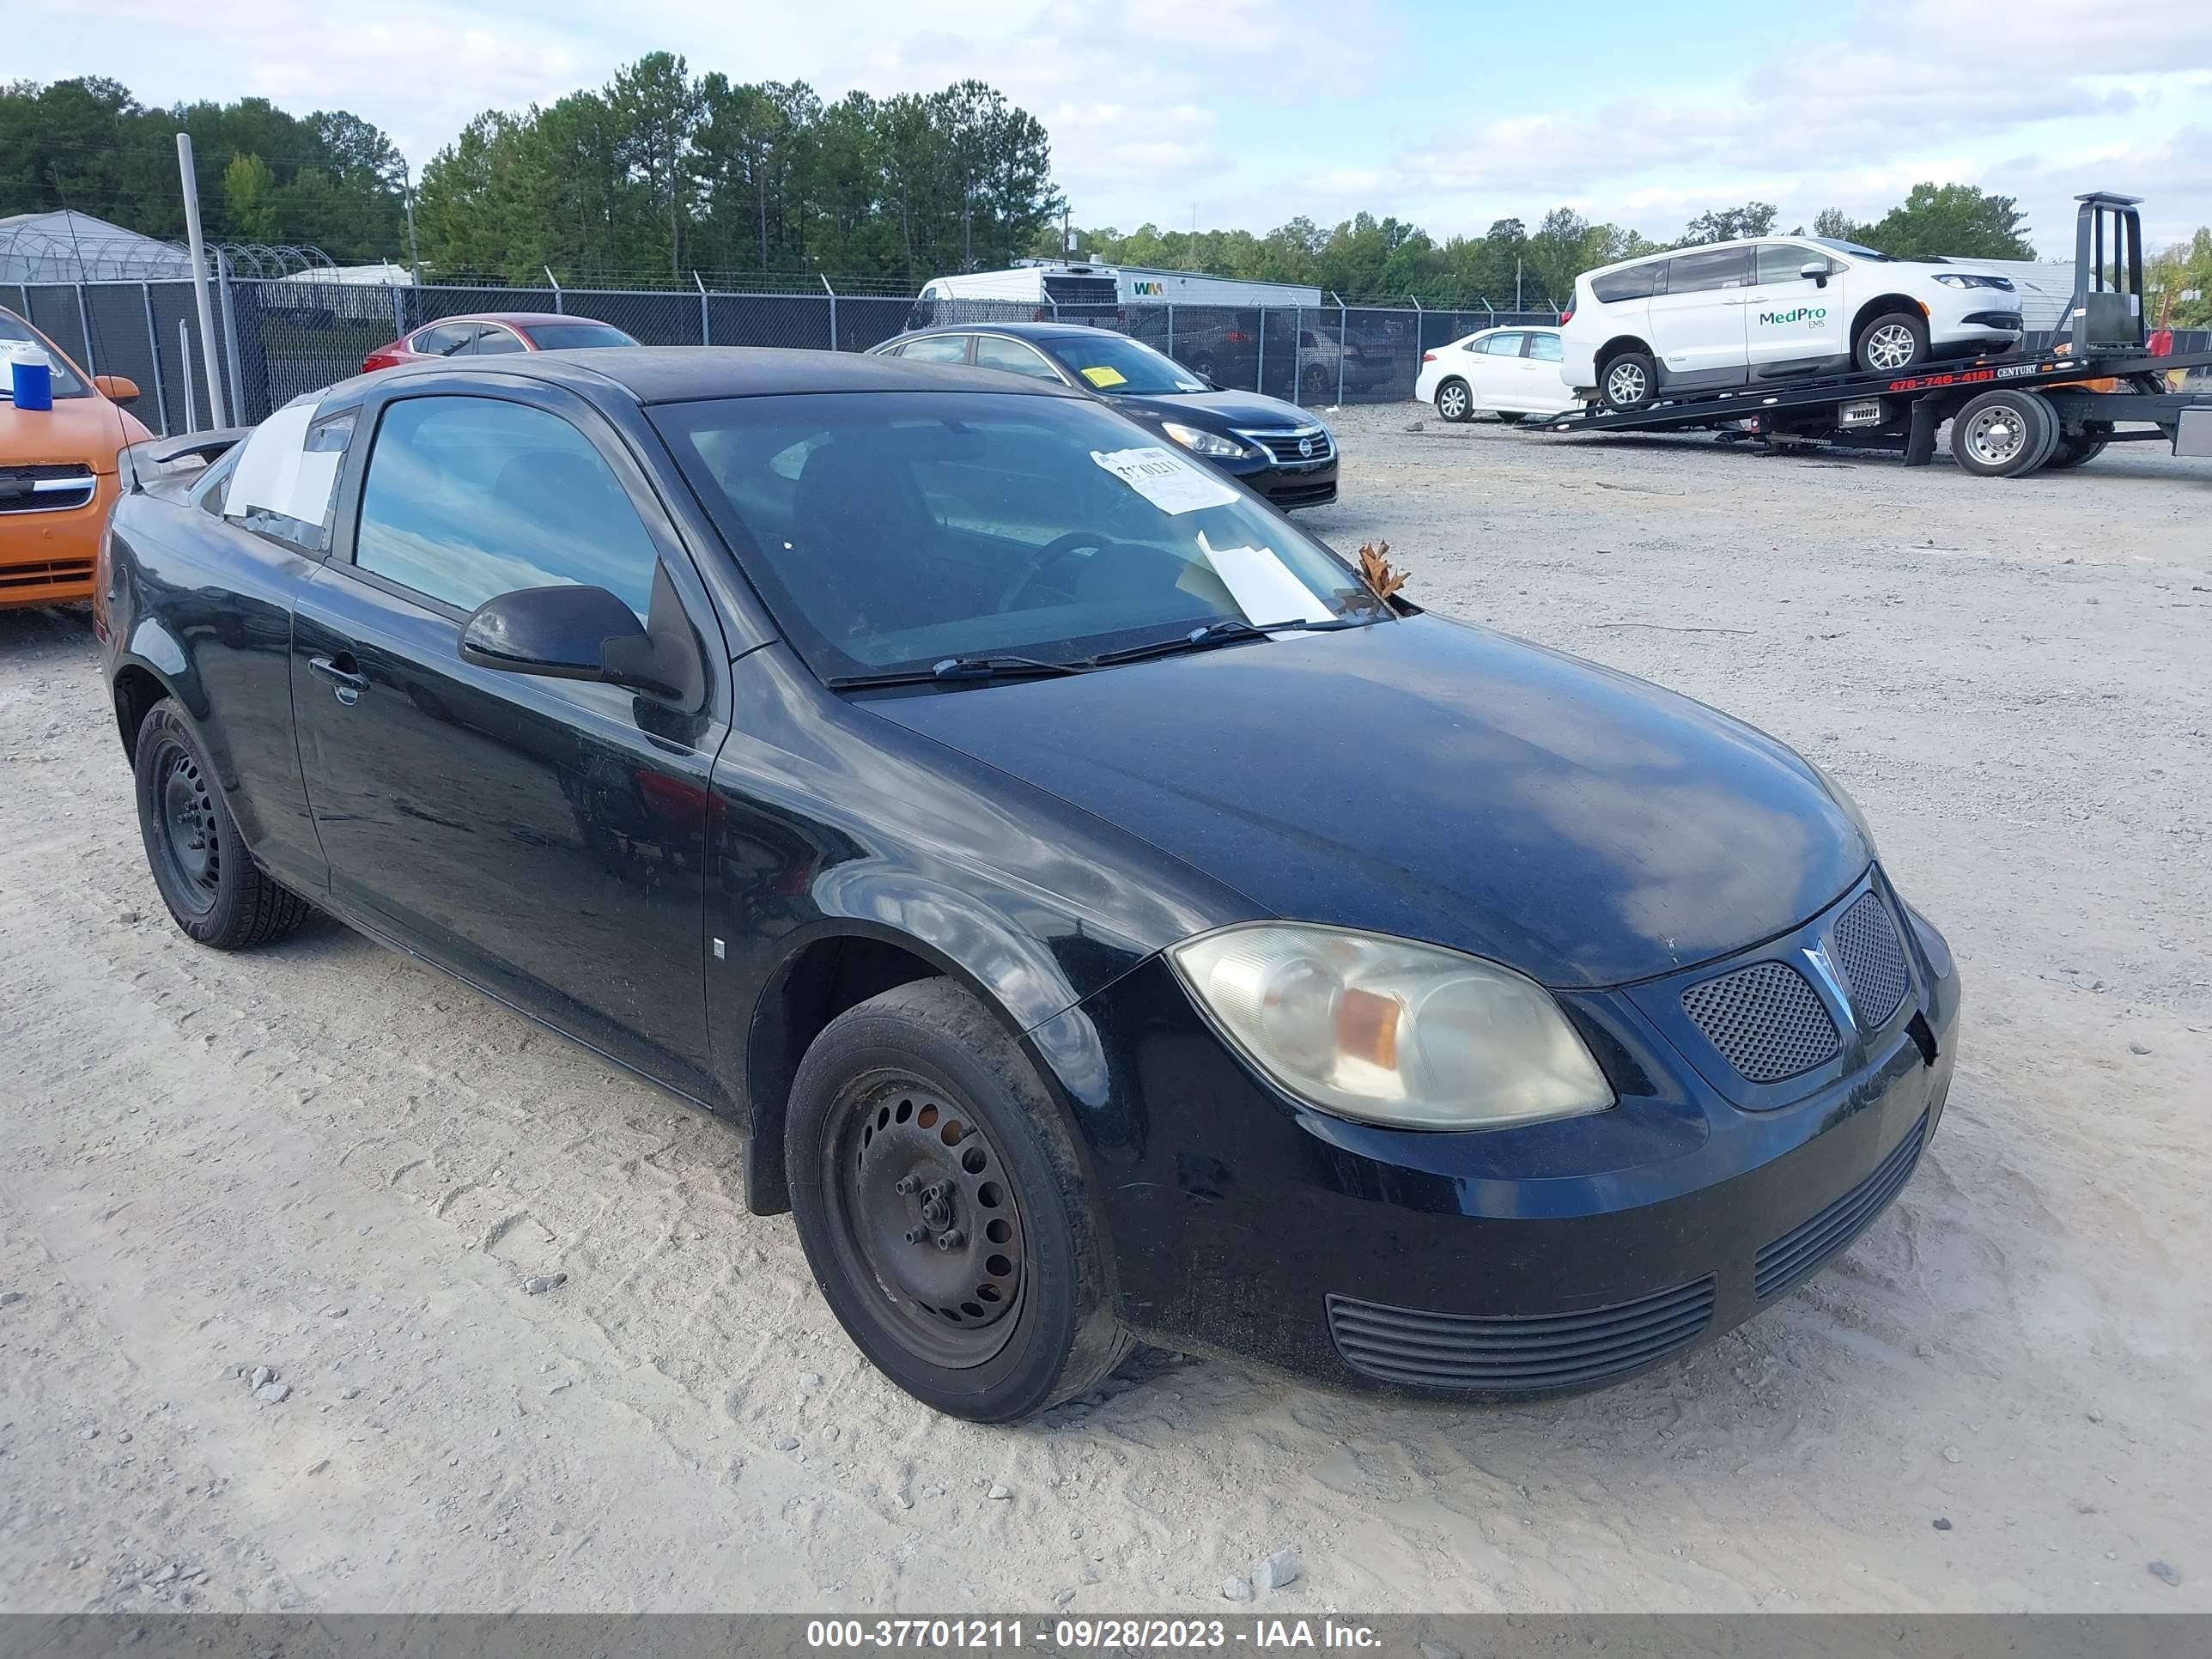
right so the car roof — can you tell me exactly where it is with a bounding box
[361,345,1088,405]
[1579,235,1824,281]
[890,321,1116,347]
[418,312,597,329]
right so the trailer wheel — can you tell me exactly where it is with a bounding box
[1434,379,1473,422]
[2045,427,2112,471]
[1856,312,1929,374]
[1600,349,1658,411]
[1950,390,2057,478]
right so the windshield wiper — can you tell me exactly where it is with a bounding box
[826,653,1089,690]
[1085,614,1366,668]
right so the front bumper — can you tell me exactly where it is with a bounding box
[1030,870,1960,1398]
[1217,449,1339,511]
[0,468,112,608]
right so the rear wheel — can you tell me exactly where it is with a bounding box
[1856,311,1929,374]
[133,698,313,949]
[1434,379,1472,422]
[785,979,1129,1420]
[1949,389,2057,478]
[1600,349,1657,411]
[2045,425,2112,471]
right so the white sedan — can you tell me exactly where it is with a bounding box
[1415,326,1570,422]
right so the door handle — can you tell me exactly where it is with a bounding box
[308,654,368,706]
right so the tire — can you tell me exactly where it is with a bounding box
[1434,379,1472,422]
[1855,311,1929,374]
[1301,364,1331,400]
[2045,427,2111,471]
[785,978,1130,1421]
[1948,390,2057,478]
[133,697,313,949]
[1599,349,1657,411]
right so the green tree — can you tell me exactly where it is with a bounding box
[222,151,278,243]
[1813,206,1859,240]
[1681,202,1777,244]
[2148,229,2212,328]
[1855,183,2035,259]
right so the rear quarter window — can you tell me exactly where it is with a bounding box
[1590,264,1660,303]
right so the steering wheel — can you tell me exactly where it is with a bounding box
[999,530,1122,612]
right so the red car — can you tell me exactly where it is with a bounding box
[360,312,639,374]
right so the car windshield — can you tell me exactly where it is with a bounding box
[1043,331,1208,395]
[0,313,89,398]
[1809,237,1899,263]
[521,322,638,349]
[653,390,1385,683]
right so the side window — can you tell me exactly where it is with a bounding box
[1665,248,1754,293]
[472,326,526,356]
[414,323,479,356]
[899,334,973,365]
[1527,332,1564,362]
[193,447,240,517]
[353,396,661,621]
[1481,332,1527,356]
[1758,244,1820,283]
[226,409,357,554]
[972,336,1061,380]
[1591,262,1661,302]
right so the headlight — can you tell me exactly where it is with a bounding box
[1932,274,1972,289]
[1168,923,1614,1130]
[1161,422,1246,459]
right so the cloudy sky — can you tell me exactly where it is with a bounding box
[17,0,2212,253]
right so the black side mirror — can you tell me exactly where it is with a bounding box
[460,584,673,696]
[1800,260,1830,289]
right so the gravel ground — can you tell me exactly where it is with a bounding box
[2,406,2208,1613]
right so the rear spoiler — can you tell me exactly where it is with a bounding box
[121,427,254,490]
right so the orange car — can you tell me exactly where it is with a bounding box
[3,306,152,610]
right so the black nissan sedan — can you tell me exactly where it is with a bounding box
[869,321,1339,509]
[98,347,1958,1421]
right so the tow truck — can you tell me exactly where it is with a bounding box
[1536,192,2212,478]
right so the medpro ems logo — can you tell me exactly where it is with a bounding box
[1758,306,1828,327]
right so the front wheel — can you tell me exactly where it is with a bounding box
[1856,311,1929,374]
[133,698,314,949]
[1434,379,1472,422]
[785,979,1129,1420]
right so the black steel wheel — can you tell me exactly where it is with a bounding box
[825,1074,1029,1369]
[132,697,314,949]
[785,978,1129,1420]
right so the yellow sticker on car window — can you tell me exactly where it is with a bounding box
[1080,365,1127,388]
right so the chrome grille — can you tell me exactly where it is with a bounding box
[1234,427,1334,466]
[1830,892,1910,1029]
[1680,960,1839,1084]
[0,465,97,514]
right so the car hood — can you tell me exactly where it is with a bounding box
[864,613,1870,988]
[2,394,149,471]
[1109,389,1316,429]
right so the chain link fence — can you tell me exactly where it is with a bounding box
[9,273,2208,434]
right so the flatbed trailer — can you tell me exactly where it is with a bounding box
[1534,191,2212,480]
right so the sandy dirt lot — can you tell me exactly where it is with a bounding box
[2,408,2208,1614]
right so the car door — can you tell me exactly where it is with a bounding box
[1742,243,1844,375]
[1643,246,1755,389]
[1517,331,1566,410]
[289,377,732,1099]
[1468,331,1527,406]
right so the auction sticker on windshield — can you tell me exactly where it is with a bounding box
[1080,365,1128,388]
[1091,446,1239,514]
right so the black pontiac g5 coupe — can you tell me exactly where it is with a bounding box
[97,347,1959,1420]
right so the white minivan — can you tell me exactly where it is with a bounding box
[1558,237,2026,410]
